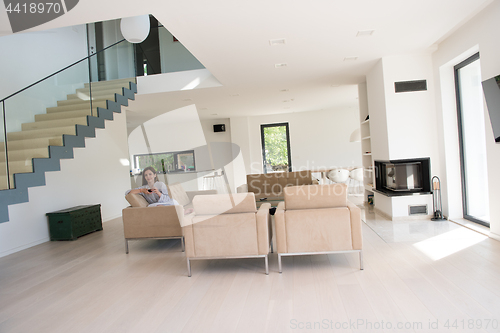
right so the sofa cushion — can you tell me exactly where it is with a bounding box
[285,207,352,252]
[284,183,347,210]
[193,193,257,215]
[191,212,259,257]
[167,182,191,206]
[125,193,149,208]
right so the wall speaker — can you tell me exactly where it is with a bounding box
[213,124,225,132]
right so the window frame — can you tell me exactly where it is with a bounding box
[133,149,196,173]
[260,122,292,173]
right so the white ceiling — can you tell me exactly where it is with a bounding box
[0,0,493,125]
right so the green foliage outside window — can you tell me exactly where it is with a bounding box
[263,125,289,171]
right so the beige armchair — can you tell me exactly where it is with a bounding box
[182,192,272,277]
[122,183,216,254]
[275,183,363,272]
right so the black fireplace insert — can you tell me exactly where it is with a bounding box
[375,158,431,196]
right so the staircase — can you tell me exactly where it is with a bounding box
[0,78,137,222]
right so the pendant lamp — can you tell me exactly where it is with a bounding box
[120,15,150,43]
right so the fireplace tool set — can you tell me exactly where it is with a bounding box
[431,176,446,221]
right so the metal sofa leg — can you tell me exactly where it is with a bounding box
[360,250,364,270]
[278,253,282,273]
[125,239,129,254]
[270,241,274,253]
[265,255,269,275]
[187,258,191,277]
[181,237,185,252]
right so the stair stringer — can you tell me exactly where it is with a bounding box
[0,81,137,223]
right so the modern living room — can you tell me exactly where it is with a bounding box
[1,1,500,332]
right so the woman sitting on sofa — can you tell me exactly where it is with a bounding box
[126,166,179,207]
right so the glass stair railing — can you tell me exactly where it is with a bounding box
[0,39,137,222]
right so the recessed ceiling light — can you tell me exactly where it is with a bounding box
[211,113,218,116]
[356,30,375,37]
[280,89,289,92]
[275,63,287,68]
[269,38,286,46]
[344,56,358,61]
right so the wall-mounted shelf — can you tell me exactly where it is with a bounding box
[359,83,374,205]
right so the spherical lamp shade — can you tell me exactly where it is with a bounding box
[120,15,150,43]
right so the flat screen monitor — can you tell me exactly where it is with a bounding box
[482,75,500,143]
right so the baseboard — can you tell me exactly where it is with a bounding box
[0,237,50,259]
[490,232,500,242]
[372,206,432,221]
[391,214,433,221]
[103,214,123,223]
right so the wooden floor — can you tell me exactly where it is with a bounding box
[1,205,500,333]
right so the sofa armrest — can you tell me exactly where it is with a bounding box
[256,203,271,255]
[236,184,248,193]
[122,205,184,239]
[183,224,196,257]
[346,201,363,250]
[275,201,287,253]
[186,189,217,203]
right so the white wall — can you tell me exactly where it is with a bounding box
[366,54,440,218]
[366,59,390,161]
[230,107,362,188]
[0,109,131,258]
[135,69,222,95]
[127,105,235,192]
[433,0,500,236]
[200,118,234,192]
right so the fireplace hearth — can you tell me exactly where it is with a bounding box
[374,158,431,196]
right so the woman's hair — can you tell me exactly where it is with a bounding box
[142,166,158,185]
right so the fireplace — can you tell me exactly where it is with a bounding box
[375,158,431,196]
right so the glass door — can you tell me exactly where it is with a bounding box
[454,53,490,226]
[261,123,292,173]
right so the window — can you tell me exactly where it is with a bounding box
[134,150,195,173]
[454,53,490,226]
[260,123,292,173]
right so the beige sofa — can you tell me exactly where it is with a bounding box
[275,183,363,272]
[237,170,317,203]
[182,192,272,276]
[122,183,216,254]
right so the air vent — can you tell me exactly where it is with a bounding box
[395,80,427,93]
[269,38,286,46]
[343,56,358,61]
[409,205,428,215]
[356,30,375,37]
[275,63,288,68]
